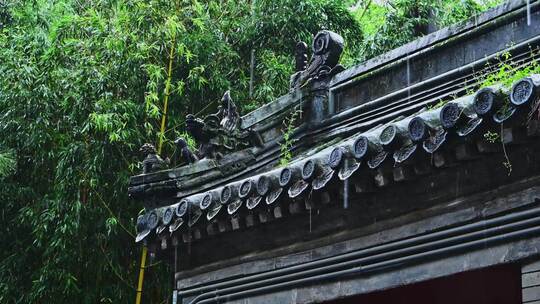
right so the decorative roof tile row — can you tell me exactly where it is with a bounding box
[135,75,540,244]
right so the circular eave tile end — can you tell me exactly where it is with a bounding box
[176,200,188,217]
[302,160,316,180]
[440,102,461,129]
[239,180,253,198]
[408,117,428,143]
[511,77,535,106]
[147,210,159,230]
[256,175,271,196]
[379,125,397,146]
[220,185,232,205]
[279,168,292,187]
[352,136,369,159]
[474,87,495,116]
[136,215,147,234]
[162,207,174,225]
[328,147,344,169]
[200,193,213,210]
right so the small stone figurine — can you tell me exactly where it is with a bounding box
[139,143,168,174]
[174,138,198,165]
[180,90,247,160]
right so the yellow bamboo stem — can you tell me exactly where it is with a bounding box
[158,35,176,154]
[135,246,148,304]
[136,31,177,304]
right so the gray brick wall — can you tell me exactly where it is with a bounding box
[523,259,540,303]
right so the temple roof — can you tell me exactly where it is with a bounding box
[129,0,540,258]
[134,74,540,244]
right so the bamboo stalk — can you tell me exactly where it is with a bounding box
[158,34,177,154]
[135,246,148,304]
[137,25,178,304]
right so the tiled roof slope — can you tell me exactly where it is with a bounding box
[130,0,540,253]
[135,75,540,245]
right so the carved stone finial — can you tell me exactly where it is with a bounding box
[290,30,345,89]
[140,143,168,174]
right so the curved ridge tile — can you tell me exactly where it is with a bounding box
[227,199,243,215]
[246,196,263,210]
[457,116,483,136]
[367,150,388,169]
[206,204,222,221]
[312,167,335,190]
[266,188,283,205]
[393,144,418,164]
[187,208,203,227]
[338,158,360,180]
[288,180,310,198]
[493,107,517,123]
[169,217,184,233]
[423,129,447,153]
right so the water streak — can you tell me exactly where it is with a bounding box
[309,207,312,233]
[343,179,349,209]
[527,0,531,26]
[406,54,411,102]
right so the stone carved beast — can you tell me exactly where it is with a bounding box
[175,91,256,163]
[139,143,169,174]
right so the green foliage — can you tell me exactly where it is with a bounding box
[350,0,504,63]
[480,48,540,89]
[279,108,302,167]
[426,99,448,110]
[0,0,363,303]
[352,3,387,36]
[252,50,293,109]
[483,130,500,143]
[0,149,16,177]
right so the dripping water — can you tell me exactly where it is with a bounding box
[187,204,192,256]
[527,0,531,26]
[174,244,178,274]
[173,244,179,304]
[343,178,349,209]
[309,207,312,233]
